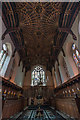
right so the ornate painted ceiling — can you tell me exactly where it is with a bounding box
[2,2,79,72]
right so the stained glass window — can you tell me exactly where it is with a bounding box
[0,50,4,61]
[72,43,80,70]
[76,50,80,61]
[31,66,46,86]
[72,43,75,50]
[0,44,8,70]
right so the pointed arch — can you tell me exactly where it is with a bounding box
[72,43,80,71]
[31,65,46,86]
[0,42,12,77]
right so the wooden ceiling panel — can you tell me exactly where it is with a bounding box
[2,2,79,71]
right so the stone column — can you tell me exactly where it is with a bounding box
[64,57,74,77]
[54,71,59,87]
[52,67,57,88]
[58,65,64,83]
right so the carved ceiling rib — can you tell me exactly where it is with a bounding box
[2,2,79,72]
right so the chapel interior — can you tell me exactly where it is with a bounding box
[0,1,80,120]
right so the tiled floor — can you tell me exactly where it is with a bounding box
[15,107,66,120]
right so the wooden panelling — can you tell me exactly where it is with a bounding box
[2,99,23,119]
[54,74,80,119]
[23,86,54,98]
[55,98,79,118]
[2,78,24,119]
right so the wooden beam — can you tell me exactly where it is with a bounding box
[58,27,77,40]
[1,27,20,40]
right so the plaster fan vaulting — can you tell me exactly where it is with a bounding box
[2,2,79,72]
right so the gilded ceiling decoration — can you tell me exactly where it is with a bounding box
[2,2,79,72]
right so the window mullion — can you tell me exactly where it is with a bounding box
[0,50,4,61]
[0,52,7,70]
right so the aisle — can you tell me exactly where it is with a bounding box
[16,106,66,120]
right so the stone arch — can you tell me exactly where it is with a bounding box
[6,42,12,56]
[31,64,46,73]
[64,40,79,76]
[0,42,12,77]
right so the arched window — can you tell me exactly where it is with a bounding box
[0,44,8,70]
[72,43,80,70]
[0,43,12,77]
[31,66,46,86]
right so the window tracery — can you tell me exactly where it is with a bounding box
[0,44,8,70]
[31,66,46,86]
